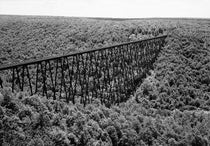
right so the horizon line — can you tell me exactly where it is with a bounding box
[0,14,210,20]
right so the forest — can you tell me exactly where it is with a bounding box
[0,15,210,146]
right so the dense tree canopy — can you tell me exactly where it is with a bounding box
[1,16,210,145]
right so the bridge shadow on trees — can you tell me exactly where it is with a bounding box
[0,35,167,106]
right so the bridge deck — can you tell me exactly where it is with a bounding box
[0,35,167,71]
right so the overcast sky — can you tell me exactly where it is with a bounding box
[0,0,209,18]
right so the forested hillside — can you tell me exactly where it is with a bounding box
[136,26,210,111]
[1,86,210,146]
[1,16,210,145]
[0,15,167,65]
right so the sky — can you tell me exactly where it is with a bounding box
[0,0,209,18]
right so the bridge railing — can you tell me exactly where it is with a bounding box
[0,35,167,106]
